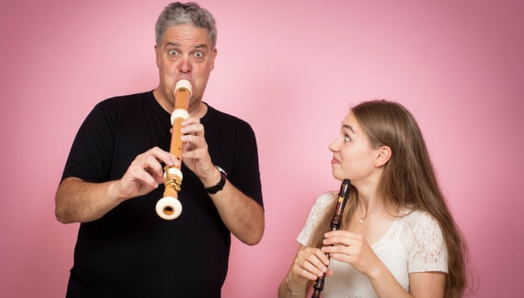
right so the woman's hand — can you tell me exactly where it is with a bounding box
[322,230,381,277]
[279,245,332,298]
[290,245,332,282]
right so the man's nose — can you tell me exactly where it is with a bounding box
[178,56,192,73]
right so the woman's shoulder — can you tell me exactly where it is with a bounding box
[401,209,440,226]
[313,191,337,206]
[397,209,445,246]
[305,191,338,223]
[296,191,338,246]
[320,191,337,197]
[398,210,448,273]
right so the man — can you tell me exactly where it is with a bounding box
[55,2,265,297]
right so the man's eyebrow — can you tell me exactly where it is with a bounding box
[193,44,210,50]
[165,42,209,49]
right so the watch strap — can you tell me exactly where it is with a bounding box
[205,166,227,194]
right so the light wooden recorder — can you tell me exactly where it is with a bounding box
[155,79,192,220]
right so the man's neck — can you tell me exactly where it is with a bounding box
[153,88,208,118]
[189,101,208,118]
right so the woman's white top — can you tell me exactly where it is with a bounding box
[297,192,448,298]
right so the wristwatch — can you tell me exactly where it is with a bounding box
[205,166,227,194]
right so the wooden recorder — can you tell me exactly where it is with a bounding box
[155,79,192,220]
[311,179,351,297]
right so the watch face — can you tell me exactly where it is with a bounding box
[216,166,227,176]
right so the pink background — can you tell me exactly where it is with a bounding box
[1,0,523,297]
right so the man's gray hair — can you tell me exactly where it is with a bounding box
[155,2,217,49]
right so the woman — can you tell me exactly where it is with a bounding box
[278,100,467,298]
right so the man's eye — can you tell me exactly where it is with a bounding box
[194,52,203,58]
[169,49,178,56]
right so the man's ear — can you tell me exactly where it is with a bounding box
[210,48,217,71]
[154,44,160,67]
[375,146,392,167]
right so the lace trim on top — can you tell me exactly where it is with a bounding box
[297,192,448,298]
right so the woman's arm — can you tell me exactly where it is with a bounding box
[278,245,331,298]
[369,261,445,298]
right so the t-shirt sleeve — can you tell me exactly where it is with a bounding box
[404,211,449,273]
[231,123,264,207]
[61,101,115,183]
[297,192,335,246]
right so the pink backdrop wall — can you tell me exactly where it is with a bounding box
[1,0,523,297]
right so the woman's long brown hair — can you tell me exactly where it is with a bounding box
[309,100,468,298]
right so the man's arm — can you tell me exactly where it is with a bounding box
[55,147,176,223]
[203,167,265,245]
[180,117,265,245]
[55,178,123,223]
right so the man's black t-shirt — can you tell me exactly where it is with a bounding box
[61,91,263,297]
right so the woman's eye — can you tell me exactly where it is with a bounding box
[344,135,351,142]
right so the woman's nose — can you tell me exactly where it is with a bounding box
[328,137,339,152]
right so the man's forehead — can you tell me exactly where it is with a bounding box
[163,25,210,41]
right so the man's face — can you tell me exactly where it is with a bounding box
[155,24,217,111]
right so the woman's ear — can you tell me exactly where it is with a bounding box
[375,146,392,167]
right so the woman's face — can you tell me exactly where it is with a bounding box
[329,111,382,184]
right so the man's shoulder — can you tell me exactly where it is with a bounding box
[205,104,250,127]
[97,90,153,107]
[90,91,155,117]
